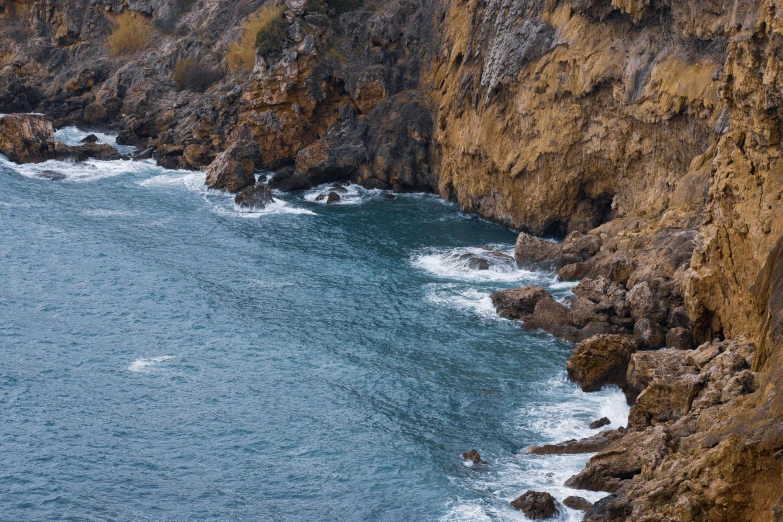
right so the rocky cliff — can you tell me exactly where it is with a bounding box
[3,0,783,519]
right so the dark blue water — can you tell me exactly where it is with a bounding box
[0,129,626,521]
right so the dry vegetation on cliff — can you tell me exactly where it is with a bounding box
[106,13,151,56]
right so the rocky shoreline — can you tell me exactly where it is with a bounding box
[4,0,783,519]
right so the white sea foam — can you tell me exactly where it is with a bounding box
[303,182,385,205]
[128,355,174,373]
[0,155,155,183]
[215,200,317,217]
[139,169,205,190]
[442,376,629,521]
[54,125,137,154]
[425,285,499,320]
[411,246,548,284]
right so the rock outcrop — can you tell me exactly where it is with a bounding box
[509,491,560,519]
[205,141,259,192]
[0,114,58,163]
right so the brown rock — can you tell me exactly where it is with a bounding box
[528,428,624,455]
[183,143,215,169]
[627,374,704,429]
[461,449,485,464]
[205,141,259,192]
[558,262,589,281]
[514,232,563,269]
[589,417,611,429]
[235,184,274,209]
[326,191,341,204]
[0,114,57,163]
[665,326,693,350]
[565,427,668,492]
[563,496,593,512]
[567,334,637,392]
[522,296,579,342]
[490,285,549,320]
[510,491,560,519]
[625,349,698,403]
[633,319,665,350]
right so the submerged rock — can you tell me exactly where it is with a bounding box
[461,449,486,464]
[205,141,259,192]
[37,170,66,181]
[235,184,274,209]
[510,491,560,519]
[79,134,98,144]
[326,191,341,204]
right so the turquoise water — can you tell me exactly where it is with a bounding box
[0,128,627,521]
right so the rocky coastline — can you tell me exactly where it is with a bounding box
[3,0,783,519]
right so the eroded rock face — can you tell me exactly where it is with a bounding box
[0,114,57,163]
[567,335,637,392]
[205,142,260,193]
[528,428,624,455]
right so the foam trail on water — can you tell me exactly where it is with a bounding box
[411,246,545,284]
[425,284,500,321]
[304,182,385,205]
[1,155,157,183]
[128,356,174,373]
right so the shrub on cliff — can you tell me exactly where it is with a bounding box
[255,15,288,57]
[227,4,286,72]
[107,13,151,56]
[172,58,223,92]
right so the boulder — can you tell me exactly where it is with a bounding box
[564,496,593,512]
[183,143,215,169]
[235,184,274,209]
[627,374,704,429]
[589,417,611,429]
[522,296,579,342]
[665,326,693,350]
[633,319,665,350]
[514,232,563,269]
[490,285,549,319]
[570,298,606,327]
[0,113,57,163]
[509,491,560,519]
[79,134,99,144]
[205,141,259,192]
[326,191,341,204]
[461,449,486,464]
[567,334,637,392]
[59,142,122,161]
[528,428,624,455]
[269,166,311,191]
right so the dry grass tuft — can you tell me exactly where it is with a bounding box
[107,13,151,56]
[226,3,286,73]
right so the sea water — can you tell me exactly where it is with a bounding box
[0,128,628,521]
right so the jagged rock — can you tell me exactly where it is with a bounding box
[570,298,607,327]
[528,428,624,455]
[625,349,698,403]
[633,319,665,350]
[132,147,155,161]
[79,134,98,144]
[330,183,349,194]
[58,142,122,161]
[565,427,669,492]
[628,374,704,429]
[0,114,57,163]
[564,496,593,512]
[205,141,259,192]
[523,296,579,342]
[558,262,590,281]
[235,184,274,209]
[567,334,637,392]
[665,326,693,350]
[461,449,485,464]
[583,494,632,521]
[490,285,549,320]
[183,143,215,169]
[590,417,611,429]
[326,192,341,204]
[509,491,559,519]
[514,232,563,269]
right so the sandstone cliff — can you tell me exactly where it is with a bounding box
[3,0,783,519]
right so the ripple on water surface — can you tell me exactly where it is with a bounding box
[0,143,624,521]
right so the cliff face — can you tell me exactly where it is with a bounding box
[3,0,783,519]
